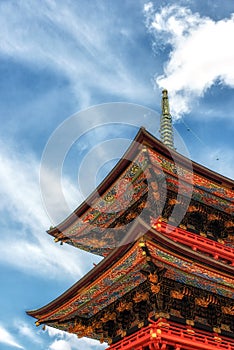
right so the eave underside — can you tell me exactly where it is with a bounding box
[48,131,234,256]
[28,221,234,344]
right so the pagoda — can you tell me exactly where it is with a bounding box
[28,90,234,350]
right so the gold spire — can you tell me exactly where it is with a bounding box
[160,89,174,149]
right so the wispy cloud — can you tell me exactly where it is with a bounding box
[144,3,234,118]
[0,139,101,280]
[47,326,106,350]
[0,324,23,349]
[16,321,42,345]
[0,0,153,109]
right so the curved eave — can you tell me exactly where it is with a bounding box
[27,242,131,318]
[48,127,234,238]
[48,127,146,236]
[28,217,234,320]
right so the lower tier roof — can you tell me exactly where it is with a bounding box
[27,219,234,343]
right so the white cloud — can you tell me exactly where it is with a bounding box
[144,4,234,118]
[47,326,106,350]
[16,321,42,345]
[47,327,65,338]
[0,139,101,280]
[144,2,153,13]
[0,324,23,349]
[49,339,71,350]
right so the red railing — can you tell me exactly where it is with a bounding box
[151,219,234,266]
[107,319,234,350]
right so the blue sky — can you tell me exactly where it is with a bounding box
[0,1,234,349]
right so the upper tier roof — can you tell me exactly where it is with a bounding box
[48,128,234,256]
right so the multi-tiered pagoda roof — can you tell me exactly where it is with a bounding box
[28,91,234,349]
[28,126,234,348]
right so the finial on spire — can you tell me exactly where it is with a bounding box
[160,89,174,149]
[162,89,170,115]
